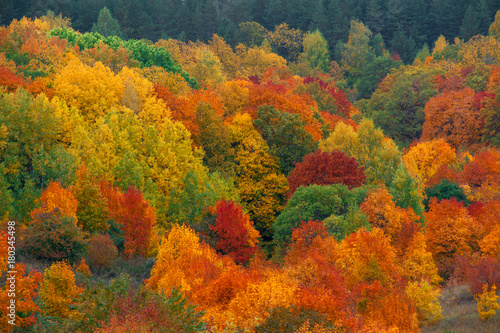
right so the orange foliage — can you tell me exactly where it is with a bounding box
[245,83,323,141]
[111,187,156,259]
[425,198,481,276]
[75,258,92,277]
[0,66,26,91]
[154,84,199,139]
[0,263,43,331]
[30,181,78,222]
[360,186,420,241]
[421,87,484,149]
[334,228,400,288]
[425,164,458,188]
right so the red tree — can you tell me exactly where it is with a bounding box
[287,150,366,198]
[209,200,260,264]
[113,187,156,259]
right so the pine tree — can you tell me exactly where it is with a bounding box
[91,7,123,38]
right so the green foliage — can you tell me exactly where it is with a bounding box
[357,69,438,147]
[299,30,330,72]
[49,27,198,88]
[389,164,424,218]
[196,102,233,174]
[0,164,14,219]
[167,170,219,226]
[91,7,123,38]
[254,105,317,176]
[323,206,371,241]
[107,219,125,253]
[238,21,268,47]
[20,209,87,263]
[113,150,145,192]
[274,184,356,244]
[0,90,73,222]
[424,179,469,210]
[356,52,402,99]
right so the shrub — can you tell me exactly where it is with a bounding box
[20,208,87,263]
[87,234,118,270]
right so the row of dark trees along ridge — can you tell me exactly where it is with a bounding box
[2,0,500,63]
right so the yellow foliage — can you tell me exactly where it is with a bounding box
[459,35,500,67]
[142,66,192,95]
[146,225,232,297]
[39,261,82,319]
[320,119,401,185]
[189,49,226,88]
[217,79,251,116]
[401,232,442,286]
[479,226,500,257]
[54,57,124,122]
[236,44,287,78]
[403,139,456,186]
[405,280,442,324]
[475,284,500,321]
[227,269,298,328]
[118,66,154,113]
[432,35,448,56]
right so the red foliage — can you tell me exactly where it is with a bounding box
[0,66,26,91]
[113,187,156,259]
[467,201,485,217]
[303,76,353,118]
[287,150,366,198]
[453,255,500,295]
[425,164,458,188]
[291,220,328,248]
[394,220,422,257]
[459,161,488,187]
[209,200,260,264]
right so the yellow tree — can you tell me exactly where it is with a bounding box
[403,139,456,187]
[229,113,289,240]
[54,56,123,123]
[320,119,401,185]
[39,261,82,319]
[146,225,233,298]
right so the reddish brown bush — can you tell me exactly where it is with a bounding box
[87,234,118,270]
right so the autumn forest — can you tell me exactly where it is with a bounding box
[1,3,500,333]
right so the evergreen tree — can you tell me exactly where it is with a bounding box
[366,0,385,35]
[91,7,123,38]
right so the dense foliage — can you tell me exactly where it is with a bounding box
[1,9,500,332]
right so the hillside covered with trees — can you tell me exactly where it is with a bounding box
[1,6,500,333]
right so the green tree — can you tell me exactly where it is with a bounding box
[342,20,373,79]
[357,69,438,147]
[230,114,289,240]
[489,10,500,40]
[196,102,233,174]
[273,184,367,244]
[238,21,268,47]
[91,7,123,38]
[320,119,401,186]
[253,106,316,176]
[299,30,330,72]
